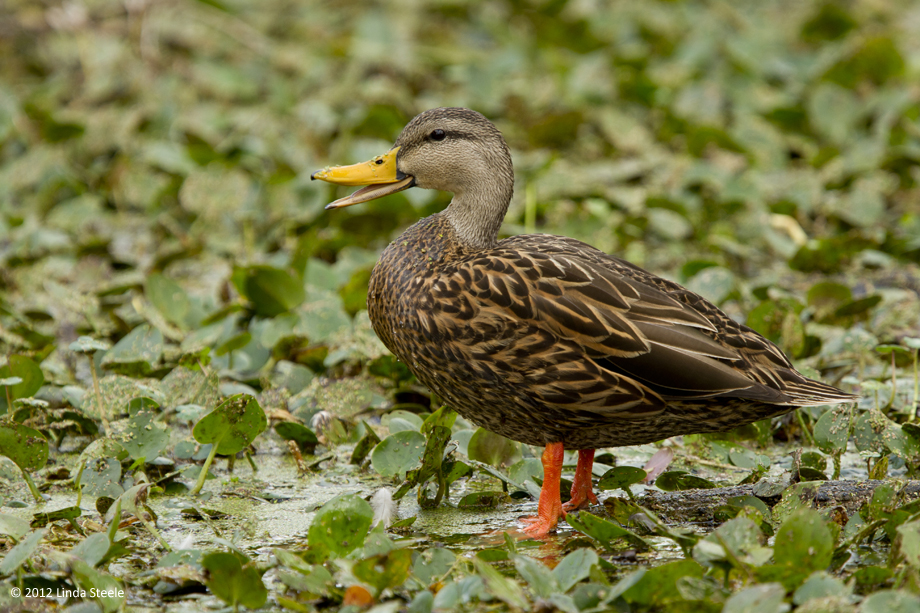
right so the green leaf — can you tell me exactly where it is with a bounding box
[0,528,45,574]
[597,466,647,491]
[604,497,642,524]
[146,273,193,328]
[859,590,920,613]
[553,548,598,593]
[101,324,164,376]
[31,506,82,527]
[729,447,770,470]
[566,511,649,551]
[513,554,559,600]
[471,557,528,610]
[274,421,319,453]
[723,583,790,613]
[192,394,267,455]
[0,422,49,472]
[466,428,521,467]
[400,423,452,507]
[457,491,506,508]
[814,405,851,453]
[761,508,833,590]
[115,398,169,462]
[353,549,412,595]
[656,470,717,491]
[371,430,426,478]
[693,517,768,570]
[233,265,306,317]
[621,559,704,607]
[71,533,113,567]
[0,513,30,541]
[70,558,126,613]
[412,548,456,586]
[853,411,886,454]
[81,457,125,499]
[507,457,543,485]
[69,336,111,354]
[806,281,852,319]
[214,332,252,357]
[307,493,374,559]
[685,266,736,305]
[421,406,456,434]
[898,520,920,570]
[834,294,883,318]
[201,551,268,610]
[0,355,44,412]
[350,422,381,465]
[792,571,851,605]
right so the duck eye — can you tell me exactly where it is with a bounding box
[429,129,446,141]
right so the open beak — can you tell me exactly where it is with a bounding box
[311,147,415,209]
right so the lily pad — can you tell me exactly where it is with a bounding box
[101,324,164,376]
[0,513,30,541]
[466,428,521,467]
[274,421,319,454]
[353,549,412,596]
[553,548,599,592]
[307,493,374,560]
[202,551,268,610]
[597,466,647,491]
[81,457,125,499]
[814,405,851,454]
[69,336,112,354]
[115,397,169,462]
[146,273,194,329]
[233,265,306,317]
[656,471,717,491]
[190,394,266,495]
[371,430,426,479]
[193,394,266,456]
[0,422,49,472]
[0,354,44,413]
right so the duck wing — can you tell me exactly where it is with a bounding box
[424,235,851,418]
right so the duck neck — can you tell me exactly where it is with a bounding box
[444,180,513,251]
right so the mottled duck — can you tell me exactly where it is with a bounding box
[312,107,856,536]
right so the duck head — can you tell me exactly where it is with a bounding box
[312,107,515,248]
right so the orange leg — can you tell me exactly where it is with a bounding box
[520,442,565,536]
[562,449,598,512]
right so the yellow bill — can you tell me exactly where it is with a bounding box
[311,147,415,209]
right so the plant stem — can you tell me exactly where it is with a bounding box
[89,355,108,433]
[244,450,257,473]
[20,467,43,503]
[191,443,220,495]
[892,352,897,409]
[797,410,818,447]
[914,349,919,422]
[74,461,85,507]
[138,514,172,551]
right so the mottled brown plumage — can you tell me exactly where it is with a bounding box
[313,107,857,534]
